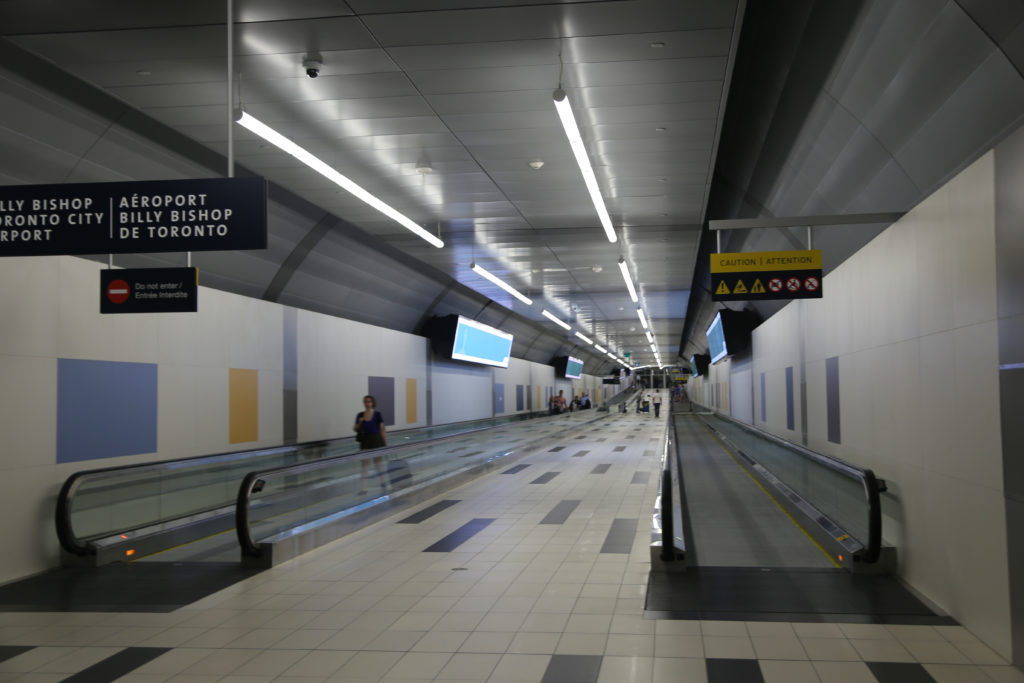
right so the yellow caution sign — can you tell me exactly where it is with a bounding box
[715,280,731,295]
[751,279,766,294]
[733,280,748,294]
[711,249,822,273]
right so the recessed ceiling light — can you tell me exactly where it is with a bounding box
[528,159,545,170]
[650,41,665,49]
[136,69,151,76]
[655,127,666,132]
[592,265,603,273]
[618,307,624,311]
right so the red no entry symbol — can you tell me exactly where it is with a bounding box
[768,278,783,292]
[804,276,820,292]
[106,279,130,304]
[786,277,802,292]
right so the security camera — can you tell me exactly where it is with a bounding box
[302,58,323,78]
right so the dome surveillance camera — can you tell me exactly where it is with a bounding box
[302,58,323,78]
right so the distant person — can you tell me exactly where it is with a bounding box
[581,393,592,409]
[556,390,567,413]
[354,395,388,495]
[653,391,663,417]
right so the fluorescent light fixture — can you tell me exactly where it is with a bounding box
[617,257,638,303]
[645,330,654,344]
[650,344,657,353]
[594,344,607,353]
[574,331,593,344]
[236,112,443,249]
[470,263,533,305]
[541,309,570,330]
[606,352,616,359]
[553,88,616,244]
[637,307,649,330]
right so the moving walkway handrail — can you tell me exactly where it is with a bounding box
[704,410,886,564]
[55,409,559,557]
[55,443,304,556]
[235,410,594,557]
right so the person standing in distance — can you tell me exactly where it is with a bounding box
[653,391,663,418]
[355,395,388,494]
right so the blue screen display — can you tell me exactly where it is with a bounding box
[565,357,584,379]
[706,312,728,364]
[452,316,513,368]
[689,355,701,377]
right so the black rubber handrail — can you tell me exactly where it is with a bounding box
[55,409,556,556]
[700,409,887,564]
[235,410,603,557]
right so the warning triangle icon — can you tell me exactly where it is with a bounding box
[751,279,766,294]
[733,280,748,294]
[715,280,731,295]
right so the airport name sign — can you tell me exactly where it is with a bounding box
[0,176,267,256]
[711,249,823,301]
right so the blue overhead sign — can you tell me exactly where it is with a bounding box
[0,176,267,256]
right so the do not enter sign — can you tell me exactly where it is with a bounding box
[106,280,130,304]
[100,267,198,314]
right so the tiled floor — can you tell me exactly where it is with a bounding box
[0,409,1020,682]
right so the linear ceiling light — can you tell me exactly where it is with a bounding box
[470,263,533,305]
[617,257,638,303]
[236,112,443,248]
[637,307,649,330]
[594,344,607,353]
[650,344,657,353]
[553,88,616,244]
[606,352,617,359]
[645,330,654,344]
[541,309,571,330]
[574,331,593,344]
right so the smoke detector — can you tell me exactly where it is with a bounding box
[528,159,545,170]
[415,162,433,175]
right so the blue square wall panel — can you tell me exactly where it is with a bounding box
[57,358,158,463]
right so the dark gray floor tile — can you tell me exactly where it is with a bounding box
[591,464,611,474]
[631,471,650,485]
[572,450,590,458]
[600,518,638,554]
[423,518,495,552]
[613,446,626,452]
[540,500,581,525]
[549,446,565,452]
[542,654,603,683]
[866,662,938,683]
[0,646,33,663]
[62,648,170,683]
[397,500,460,524]
[531,472,560,485]
[706,658,764,683]
[502,464,531,474]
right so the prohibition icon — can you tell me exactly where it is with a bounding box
[768,278,783,292]
[786,277,802,292]
[804,276,820,292]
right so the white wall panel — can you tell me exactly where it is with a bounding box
[749,151,1010,657]
[430,360,492,424]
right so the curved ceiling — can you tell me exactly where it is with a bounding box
[0,0,743,374]
[682,0,1024,359]
[1,1,1022,373]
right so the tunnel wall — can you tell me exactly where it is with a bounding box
[688,150,1010,657]
[0,254,605,584]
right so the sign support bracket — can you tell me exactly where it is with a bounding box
[107,254,112,269]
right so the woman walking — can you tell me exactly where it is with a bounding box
[354,395,388,495]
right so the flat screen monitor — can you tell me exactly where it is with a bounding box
[707,312,728,363]
[565,356,584,379]
[451,316,513,368]
[689,354,709,377]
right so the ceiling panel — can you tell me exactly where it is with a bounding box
[2,0,742,369]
